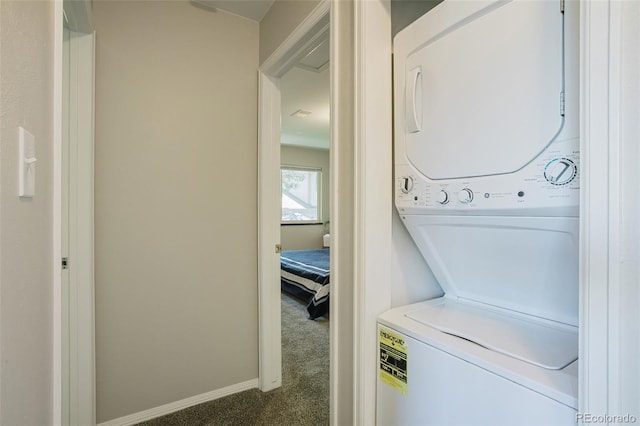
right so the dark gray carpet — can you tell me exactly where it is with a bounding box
[135,293,329,426]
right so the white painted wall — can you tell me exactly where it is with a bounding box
[93,1,259,422]
[280,145,330,250]
[390,210,442,307]
[0,0,55,424]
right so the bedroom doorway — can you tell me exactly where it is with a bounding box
[277,30,331,421]
[257,0,330,402]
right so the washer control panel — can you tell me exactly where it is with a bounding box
[396,138,580,215]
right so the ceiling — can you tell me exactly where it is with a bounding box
[280,34,330,150]
[280,65,330,150]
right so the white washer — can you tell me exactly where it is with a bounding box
[378,0,580,424]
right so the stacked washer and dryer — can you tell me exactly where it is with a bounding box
[377,0,580,424]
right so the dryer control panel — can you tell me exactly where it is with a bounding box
[396,138,580,217]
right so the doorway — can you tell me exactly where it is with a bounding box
[278,32,331,421]
[257,3,330,394]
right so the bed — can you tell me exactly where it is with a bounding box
[280,249,330,319]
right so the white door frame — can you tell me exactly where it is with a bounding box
[579,0,640,417]
[352,1,393,425]
[257,0,330,393]
[53,2,64,423]
[257,71,283,392]
[54,1,95,424]
[63,30,96,426]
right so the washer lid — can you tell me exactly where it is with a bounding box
[406,298,578,370]
[401,0,564,180]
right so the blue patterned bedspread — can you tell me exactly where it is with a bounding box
[280,249,330,319]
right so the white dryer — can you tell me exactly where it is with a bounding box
[378,0,580,425]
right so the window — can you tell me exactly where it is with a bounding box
[281,167,321,223]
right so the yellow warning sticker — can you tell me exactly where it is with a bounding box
[379,328,408,395]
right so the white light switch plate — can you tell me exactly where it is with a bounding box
[19,127,36,198]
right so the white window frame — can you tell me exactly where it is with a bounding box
[280,165,322,224]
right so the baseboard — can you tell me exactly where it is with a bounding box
[97,378,259,426]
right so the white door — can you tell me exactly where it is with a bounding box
[61,13,95,425]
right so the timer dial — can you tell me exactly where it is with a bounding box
[400,176,414,194]
[544,158,577,185]
[436,190,449,205]
[457,188,474,204]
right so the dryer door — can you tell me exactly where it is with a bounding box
[402,0,564,180]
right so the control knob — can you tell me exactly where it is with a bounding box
[457,188,474,204]
[436,190,449,205]
[544,158,577,185]
[400,176,414,194]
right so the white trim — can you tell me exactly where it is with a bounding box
[578,0,640,417]
[65,30,96,426]
[53,1,64,424]
[257,0,330,395]
[616,1,640,416]
[57,1,95,423]
[328,4,341,423]
[579,0,611,415]
[605,0,623,415]
[97,379,259,426]
[328,1,352,424]
[353,1,393,425]
[257,71,282,392]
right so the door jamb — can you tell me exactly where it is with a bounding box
[353,1,393,424]
[578,0,640,415]
[64,30,96,426]
[55,1,95,424]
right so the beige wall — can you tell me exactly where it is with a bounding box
[93,1,259,422]
[259,0,322,65]
[281,145,329,250]
[0,1,55,424]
